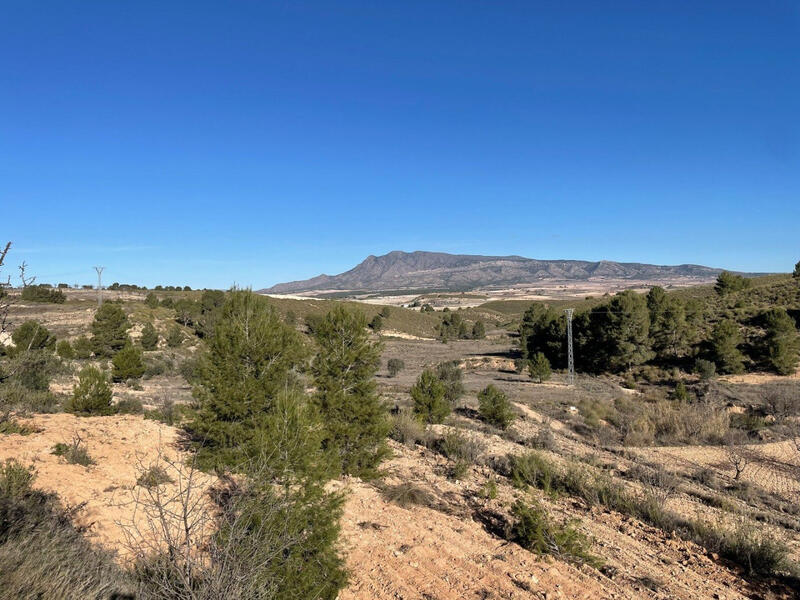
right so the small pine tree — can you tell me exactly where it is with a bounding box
[472,320,486,339]
[478,384,515,429]
[764,308,799,375]
[166,325,183,347]
[111,343,145,382]
[387,358,405,377]
[711,319,745,374]
[714,271,751,296]
[140,322,159,350]
[673,381,689,401]
[72,336,92,359]
[369,314,383,332]
[528,352,552,383]
[794,261,800,279]
[144,292,159,309]
[311,307,390,478]
[435,361,465,405]
[694,358,716,380]
[12,320,55,352]
[188,290,308,469]
[90,303,130,357]
[411,368,449,424]
[56,339,75,360]
[66,366,113,415]
[380,307,391,318]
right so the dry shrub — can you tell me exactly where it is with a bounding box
[390,408,427,447]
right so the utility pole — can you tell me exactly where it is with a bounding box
[564,308,574,386]
[93,266,104,307]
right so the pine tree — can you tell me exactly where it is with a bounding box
[715,271,751,296]
[648,288,689,360]
[763,308,799,375]
[140,322,159,350]
[72,336,92,359]
[595,291,654,372]
[311,307,390,478]
[66,366,113,415]
[528,352,551,383]
[411,368,449,424]
[435,360,465,405]
[166,325,183,347]
[56,339,75,360]
[794,261,800,279]
[472,320,486,339]
[478,384,515,429]
[144,292,159,309]
[11,320,55,352]
[111,342,145,382]
[711,319,745,374]
[188,290,308,469]
[90,303,130,357]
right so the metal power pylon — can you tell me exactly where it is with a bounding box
[93,266,104,307]
[564,308,574,386]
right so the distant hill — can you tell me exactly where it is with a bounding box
[261,251,747,294]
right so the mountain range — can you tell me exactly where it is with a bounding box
[260,251,738,295]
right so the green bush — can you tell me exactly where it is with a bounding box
[111,343,145,382]
[144,292,159,309]
[510,500,602,568]
[387,357,405,377]
[165,325,183,347]
[694,358,716,380]
[411,368,450,424]
[311,306,390,478]
[51,437,94,466]
[528,352,551,383]
[72,336,92,359]
[6,349,61,392]
[11,321,55,352]
[135,465,173,488]
[435,360,465,405]
[20,286,65,303]
[477,384,515,429]
[55,340,74,360]
[65,367,113,415]
[140,322,159,350]
[90,303,130,357]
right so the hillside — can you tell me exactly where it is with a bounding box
[262,251,746,295]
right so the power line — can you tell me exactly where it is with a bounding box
[93,266,104,307]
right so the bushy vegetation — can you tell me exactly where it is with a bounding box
[387,357,405,377]
[477,384,515,429]
[55,339,74,359]
[20,285,65,303]
[112,343,146,382]
[140,322,159,350]
[510,500,602,568]
[11,320,55,352]
[91,303,130,357]
[65,366,113,415]
[527,352,551,383]
[411,368,450,424]
[519,274,799,377]
[310,306,390,478]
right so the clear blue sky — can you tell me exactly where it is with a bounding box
[2,1,798,289]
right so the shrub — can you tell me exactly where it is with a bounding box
[55,340,74,360]
[435,360,465,405]
[90,303,130,357]
[478,384,515,429]
[715,271,751,296]
[510,451,558,495]
[0,460,130,597]
[144,292,159,309]
[672,381,688,401]
[369,314,383,332]
[390,408,426,447]
[140,322,159,350]
[65,366,113,415]
[472,320,486,339]
[11,320,55,352]
[6,349,61,392]
[710,319,745,374]
[51,436,94,466]
[510,500,602,568]
[72,336,92,359]
[694,358,716,380]
[387,358,405,377]
[20,286,65,303]
[763,308,799,375]
[111,343,145,382]
[411,368,450,424]
[115,397,144,414]
[381,483,436,508]
[136,465,173,488]
[528,352,551,383]
[439,427,484,465]
[0,413,35,435]
[165,325,183,347]
[160,296,174,309]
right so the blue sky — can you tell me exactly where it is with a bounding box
[2,1,798,289]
